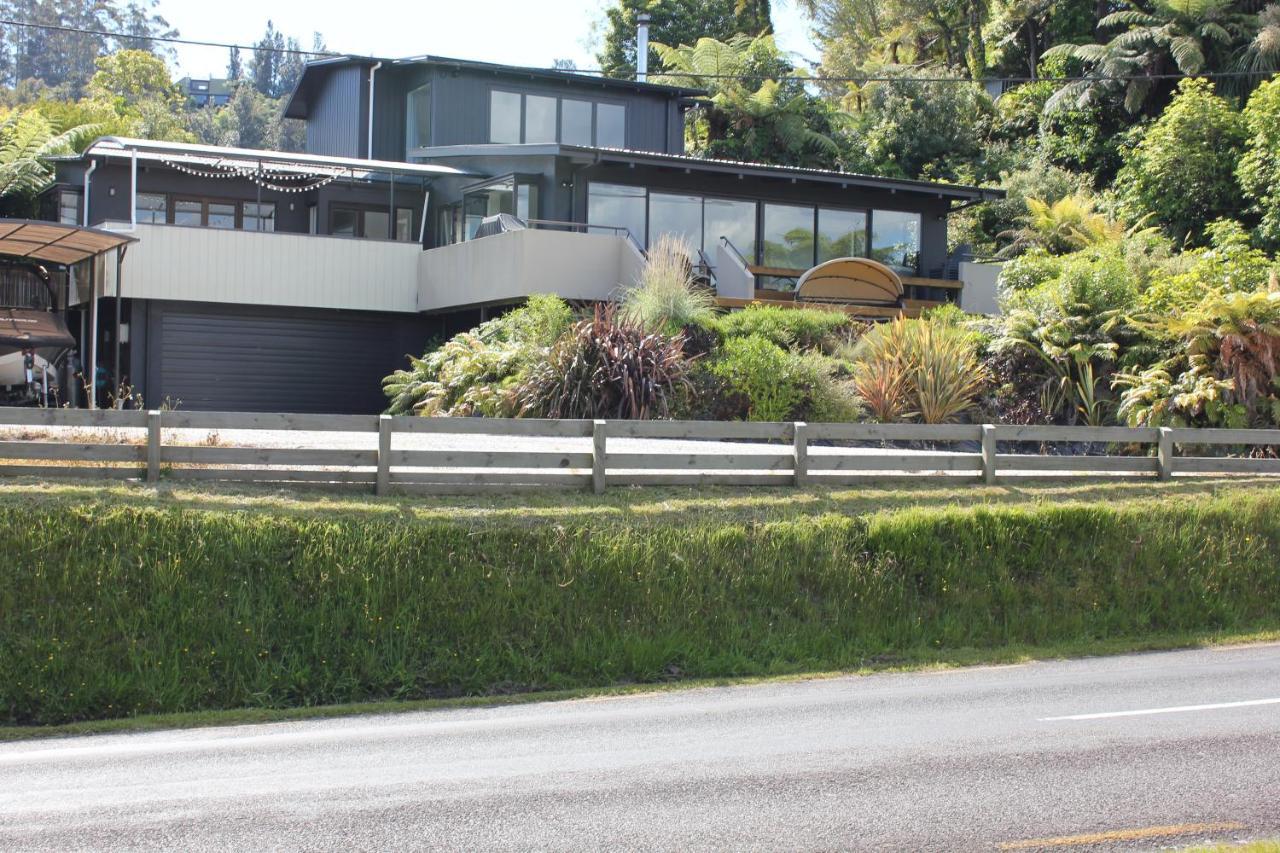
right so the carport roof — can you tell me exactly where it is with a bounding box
[0,219,136,266]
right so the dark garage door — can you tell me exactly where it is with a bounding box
[146,302,419,414]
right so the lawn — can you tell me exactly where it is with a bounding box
[3,475,1279,735]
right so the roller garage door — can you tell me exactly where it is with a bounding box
[144,302,426,414]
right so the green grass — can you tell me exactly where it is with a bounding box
[3,477,1280,732]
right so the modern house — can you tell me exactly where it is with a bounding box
[176,77,235,108]
[36,51,1003,413]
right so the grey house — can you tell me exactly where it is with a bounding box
[41,53,1001,413]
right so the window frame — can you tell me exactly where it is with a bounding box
[486,88,627,147]
[328,203,418,242]
[57,189,83,226]
[170,195,244,229]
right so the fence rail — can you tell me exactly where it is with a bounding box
[0,407,1278,494]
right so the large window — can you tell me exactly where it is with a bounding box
[525,95,557,144]
[702,197,756,260]
[817,208,867,263]
[135,193,165,224]
[871,210,921,274]
[648,192,702,256]
[762,203,815,271]
[243,202,276,232]
[561,99,593,146]
[596,103,626,148]
[587,182,646,244]
[331,205,417,241]
[489,90,522,143]
[406,83,432,149]
[488,91,627,147]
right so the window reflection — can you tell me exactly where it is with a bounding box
[762,203,815,271]
[871,210,921,274]
[587,182,646,244]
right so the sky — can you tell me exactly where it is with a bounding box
[156,0,819,80]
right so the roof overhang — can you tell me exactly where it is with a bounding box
[62,137,478,181]
[0,220,136,266]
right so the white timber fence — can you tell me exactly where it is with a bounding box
[1,407,1279,494]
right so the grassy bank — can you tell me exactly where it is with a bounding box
[3,479,1279,728]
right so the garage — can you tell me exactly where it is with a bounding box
[140,301,432,414]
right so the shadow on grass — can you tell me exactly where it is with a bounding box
[1,475,1276,529]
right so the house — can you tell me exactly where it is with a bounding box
[38,51,1003,414]
[176,77,235,108]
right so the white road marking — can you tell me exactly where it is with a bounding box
[1040,697,1280,721]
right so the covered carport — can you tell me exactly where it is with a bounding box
[0,220,137,408]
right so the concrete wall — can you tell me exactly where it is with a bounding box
[417,229,645,311]
[959,261,1003,316]
[102,223,421,313]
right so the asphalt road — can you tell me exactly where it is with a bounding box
[2,644,1279,852]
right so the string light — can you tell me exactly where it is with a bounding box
[159,157,343,193]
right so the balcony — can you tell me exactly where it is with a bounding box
[417,228,646,311]
[99,222,422,314]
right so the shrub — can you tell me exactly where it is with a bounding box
[708,334,805,421]
[382,294,574,416]
[517,304,691,419]
[1140,220,1278,315]
[711,304,855,352]
[1238,76,1280,250]
[848,317,987,424]
[619,234,716,334]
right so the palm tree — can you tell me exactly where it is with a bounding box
[1238,3,1280,75]
[1044,0,1257,113]
[0,110,100,216]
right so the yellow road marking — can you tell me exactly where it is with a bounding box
[996,821,1245,849]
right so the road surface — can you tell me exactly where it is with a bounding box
[2,644,1278,851]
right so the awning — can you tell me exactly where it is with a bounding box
[0,220,137,266]
[0,308,76,349]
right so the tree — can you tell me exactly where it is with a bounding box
[0,108,98,215]
[250,20,283,97]
[1238,74,1280,249]
[596,0,772,79]
[186,83,286,150]
[1045,0,1257,114]
[227,46,243,81]
[1119,77,1246,245]
[85,48,181,110]
[652,33,843,168]
[846,68,995,181]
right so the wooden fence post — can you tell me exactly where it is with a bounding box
[1158,427,1174,481]
[793,421,808,487]
[981,424,997,485]
[592,420,607,494]
[146,409,161,484]
[376,414,392,496]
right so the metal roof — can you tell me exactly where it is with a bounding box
[0,220,136,266]
[284,54,703,120]
[413,143,1005,201]
[60,137,476,180]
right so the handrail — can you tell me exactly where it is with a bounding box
[719,236,751,269]
[525,218,646,257]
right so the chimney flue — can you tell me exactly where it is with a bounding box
[636,13,651,82]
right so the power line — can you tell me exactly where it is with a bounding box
[0,17,339,58]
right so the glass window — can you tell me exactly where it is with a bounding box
[207,202,236,229]
[364,210,390,240]
[173,199,202,227]
[762,203,815,270]
[817,208,867,263]
[561,99,592,146]
[396,207,414,242]
[242,202,275,232]
[596,103,625,148]
[406,83,432,149]
[516,183,538,221]
[331,207,358,236]
[871,210,922,274]
[489,90,521,144]
[135,193,165,224]
[587,182,646,245]
[702,198,756,260]
[525,95,557,144]
[58,190,82,225]
[648,192,702,257]
[463,177,515,239]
